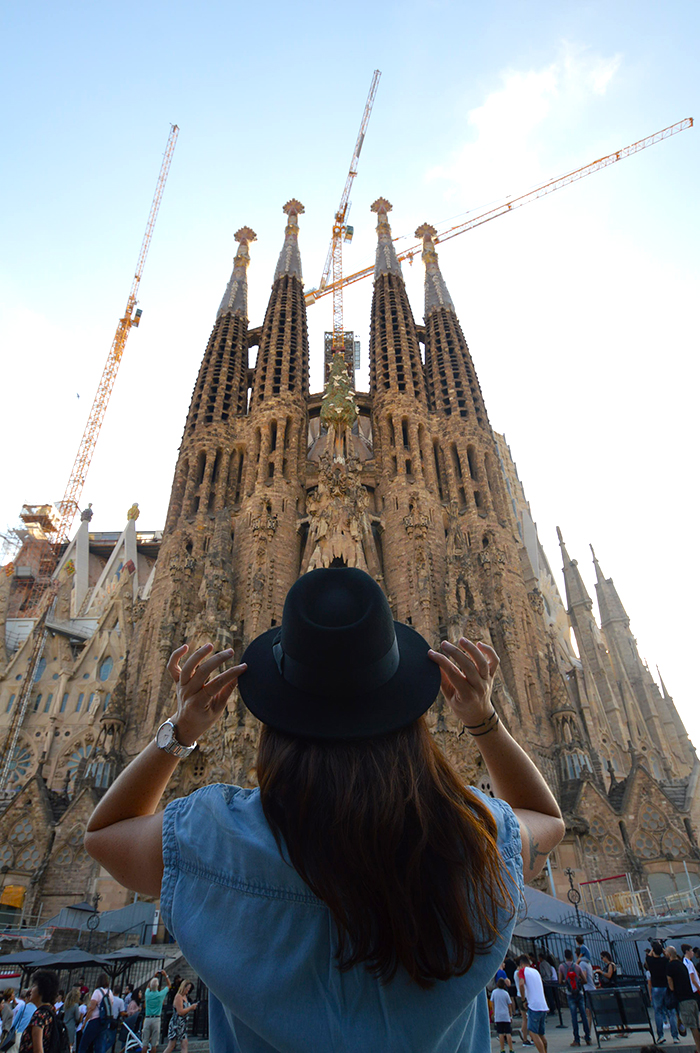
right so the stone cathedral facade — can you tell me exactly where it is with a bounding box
[0,198,697,924]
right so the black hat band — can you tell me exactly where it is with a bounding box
[272,633,400,697]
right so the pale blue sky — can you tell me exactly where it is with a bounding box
[1,1,698,743]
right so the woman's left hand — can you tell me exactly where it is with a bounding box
[167,643,247,745]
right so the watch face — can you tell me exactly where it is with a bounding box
[156,721,174,749]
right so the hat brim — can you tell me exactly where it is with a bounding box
[239,621,441,739]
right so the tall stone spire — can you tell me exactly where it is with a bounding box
[252,200,309,406]
[217,227,256,319]
[273,198,304,281]
[415,223,454,314]
[557,527,593,612]
[368,199,425,402]
[591,545,630,627]
[165,223,255,532]
[371,197,403,277]
[416,222,488,425]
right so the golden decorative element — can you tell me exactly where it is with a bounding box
[282,199,305,217]
[370,197,392,215]
[234,227,257,244]
[126,503,140,521]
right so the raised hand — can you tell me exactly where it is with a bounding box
[428,637,499,727]
[166,643,247,745]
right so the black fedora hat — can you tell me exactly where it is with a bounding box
[239,568,441,739]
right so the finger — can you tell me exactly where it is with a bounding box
[429,650,456,697]
[203,663,246,700]
[166,645,188,684]
[210,667,247,711]
[429,648,468,692]
[476,641,500,676]
[186,649,235,694]
[440,641,483,689]
[179,643,214,685]
[459,638,490,679]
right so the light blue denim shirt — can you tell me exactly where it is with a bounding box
[161,784,523,1053]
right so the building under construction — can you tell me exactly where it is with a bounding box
[0,196,698,931]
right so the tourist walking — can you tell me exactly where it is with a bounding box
[491,978,514,1052]
[682,945,700,997]
[83,568,565,1053]
[576,950,595,1033]
[162,984,196,1053]
[78,974,116,1053]
[518,954,550,1053]
[647,941,680,1043]
[667,947,699,1050]
[18,971,60,1053]
[1,990,15,1050]
[63,989,82,1053]
[141,972,171,1053]
[558,949,591,1046]
[8,995,35,1053]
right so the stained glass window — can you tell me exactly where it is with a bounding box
[9,817,33,843]
[98,656,113,682]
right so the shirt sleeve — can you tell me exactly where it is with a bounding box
[469,788,524,914]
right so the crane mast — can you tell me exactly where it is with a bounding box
[54,123,179,548]
[318,71,380,354]
[306,117,693,305]
[0,124,179,792]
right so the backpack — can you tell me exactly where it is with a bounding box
[565,967,579,993]
[98,990,117,1030]
[49,1011,71,1053]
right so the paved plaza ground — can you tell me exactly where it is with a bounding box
[489,1020,695,1052]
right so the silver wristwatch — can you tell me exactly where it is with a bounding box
[155,719,197,758]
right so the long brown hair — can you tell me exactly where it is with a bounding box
[257,716,514,988]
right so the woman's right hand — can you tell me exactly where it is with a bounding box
[167,643,247,746]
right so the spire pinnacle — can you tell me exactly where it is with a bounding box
[590,543,606,586]
[656,666,672,700]
[371,197,402,278]
[415,222,455,316]
[274,200,304,282]
[217,226,257,319]
[557,528,592,610]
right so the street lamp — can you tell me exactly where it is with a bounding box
[565,867,582,927]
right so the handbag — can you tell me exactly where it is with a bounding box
[0,1029,16,1052]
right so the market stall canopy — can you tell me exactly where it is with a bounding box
[513,918,594,939]
[101,947,171,961]
[46,948,112,967]
[0,950,56,967]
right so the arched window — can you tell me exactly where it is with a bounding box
[33,657,46,682]
[98,656,113,682]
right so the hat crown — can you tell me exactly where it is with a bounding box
[281,568,395,673]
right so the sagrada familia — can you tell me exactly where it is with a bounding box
[0,198,697,927]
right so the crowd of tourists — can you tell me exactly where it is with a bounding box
[487,938,700,1050]
[0,970,198,1053]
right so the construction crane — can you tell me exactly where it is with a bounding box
[305,117,693,306]
[314,70,380,358]
[0,124,179,792]
[54,122,179,548]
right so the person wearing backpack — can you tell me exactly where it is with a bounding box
[18,972,60,1053]
[77,976,115,1053]
[558,950,591,1047]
